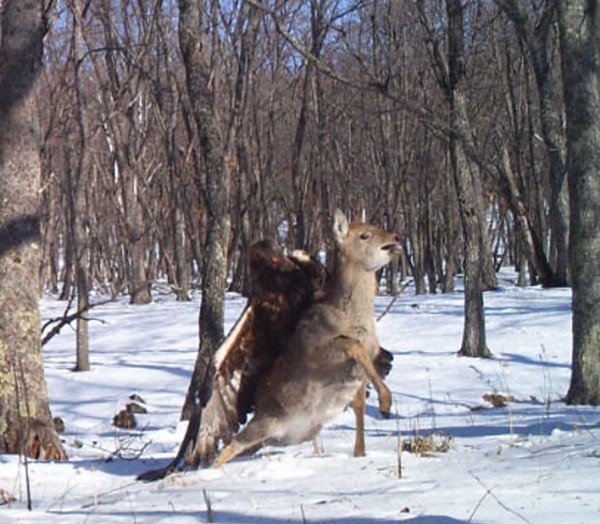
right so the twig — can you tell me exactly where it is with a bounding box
[203,489,214,522]
[242,0,452,137]
[395,404,403,479]
[376,279,412,322]
[79,480,139,509]
[468,471,533,524]
[41,293,75,333]
[41,295,116,346]
[376,295,398,322]
[300,504,307,524]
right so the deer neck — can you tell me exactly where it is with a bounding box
[326,259,376,323]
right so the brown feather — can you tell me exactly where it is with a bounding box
[197,240,326,465]
[198,239,393,465]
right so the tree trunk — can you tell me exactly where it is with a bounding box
[446,0,491,358]
[178,0,231,431]
[450,127,491,358]
[498,0,569,287]
[290,58,312,250]
[173,205,191,301]
[557,0,600,405]
[128,178,152,305]
[499,147,558,286]
[71,0,91,370]
[162,74,190,302]
[0,0,67,459]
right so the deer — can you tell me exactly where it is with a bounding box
[211,209,401,467]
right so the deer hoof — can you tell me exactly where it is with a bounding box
[379,408,391,419]
[379,391,392,418]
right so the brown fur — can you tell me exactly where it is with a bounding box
[211,210,400,467]
[196,240,327,465]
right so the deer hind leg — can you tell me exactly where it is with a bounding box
[211,440,242,468]
[353,383,367,457]
[336,336,392,418]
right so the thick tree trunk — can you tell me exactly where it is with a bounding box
[178,0,231,432]
[0,0,67,459]
[557,0,600,405]
[138,2,263,479]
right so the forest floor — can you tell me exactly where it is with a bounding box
[1,270,599,523]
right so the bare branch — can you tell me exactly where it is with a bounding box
[41,294,118,347]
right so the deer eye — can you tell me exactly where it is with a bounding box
[359,231,372,240]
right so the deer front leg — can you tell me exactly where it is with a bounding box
[336,336,392,418]
[353,383,367,457]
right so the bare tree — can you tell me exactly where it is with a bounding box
[178,0,233,424]
[497,0,569,287]
[28,0,589,398]
[0,0,67,459]
[69,0,92,370]
[416,0,492,356]
[557,0,600,405]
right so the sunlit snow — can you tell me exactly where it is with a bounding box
[1,271,598,523]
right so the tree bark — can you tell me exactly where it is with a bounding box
[178,0,231,430]
[0,0,67,459]
[497,0,569,287]
[127,175,152,305]
[498,147,558,286]
[446,0,491,358]
[557,0,600,405]
[71,0,91,370]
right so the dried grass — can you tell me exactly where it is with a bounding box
[401,432,453,456]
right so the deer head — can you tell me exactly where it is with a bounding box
[333,209,401,272]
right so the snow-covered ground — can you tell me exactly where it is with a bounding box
[1,272,598,523]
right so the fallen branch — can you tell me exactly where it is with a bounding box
[468,471,533,524]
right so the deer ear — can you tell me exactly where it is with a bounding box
[333,208,349,243]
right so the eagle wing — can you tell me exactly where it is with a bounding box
[196,304,255,465]
[196,240,393,465]
[196,240,327,465]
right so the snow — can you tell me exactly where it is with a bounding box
[1,272,599,523]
